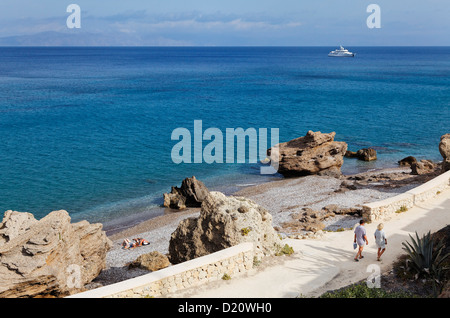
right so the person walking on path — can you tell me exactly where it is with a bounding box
[374,223,387,261]
[354,219,368,262]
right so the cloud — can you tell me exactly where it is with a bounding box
[0,1,448,46]
[2,10,302,34]
[93,10,302,32]
[0,10,304,46]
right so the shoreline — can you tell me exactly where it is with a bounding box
[107,165,429,241]
[100,160,404,237]
[102,164,400,234]
[101,172,284,236]
[93,164,442,287]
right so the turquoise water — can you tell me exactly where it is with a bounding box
[0,47,449,229]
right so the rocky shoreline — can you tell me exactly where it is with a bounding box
[93,164,441,288]
[92,130,449,289]
[1,131,448,297]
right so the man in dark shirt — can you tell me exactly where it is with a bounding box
[354,219,369,262]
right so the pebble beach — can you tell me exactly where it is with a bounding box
[93,165,436,286]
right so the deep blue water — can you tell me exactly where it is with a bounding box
[0,47,449,229]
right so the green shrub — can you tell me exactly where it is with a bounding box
[241,227,251,236]
[275,244,294,256]
[253,256,261,267]
[395,206,408,213]
[320,283,417,298]
[402,231,450,296]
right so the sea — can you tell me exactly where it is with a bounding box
[0,46,449,232]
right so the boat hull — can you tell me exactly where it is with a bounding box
[328,53,355,57]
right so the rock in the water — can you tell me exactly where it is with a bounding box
[128,251,171,272]
[163,176,209,209]
[344,150,358,158]
[268,130,347,177]
[168,191,281,264]
[356,148,377,161]
[439,134,450,172]
[0,210,112,298]
[345,148,377,161]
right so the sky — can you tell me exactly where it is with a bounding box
[0,0,448,46]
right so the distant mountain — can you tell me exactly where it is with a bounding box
[0,31,190,46]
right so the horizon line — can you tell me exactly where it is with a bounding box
[1,45,450,48]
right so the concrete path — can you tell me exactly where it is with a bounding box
[170,187,450,298]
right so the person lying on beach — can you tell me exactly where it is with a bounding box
[374,223,387,261]
[354,219,368,262]
[122,238,150,249]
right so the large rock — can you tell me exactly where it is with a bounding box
[163,191,187,210]
[357,148,377,161]
[0,210,112,298]
[128,251,171,272]
[411,159,436,175]
[439,134,450,172]
[163,176,209,209]
[398,156,418,166]
[168,191,281,264]
[268,130,347,177]
[345,148,377,161]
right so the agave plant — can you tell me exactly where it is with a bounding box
[402,231,449,296]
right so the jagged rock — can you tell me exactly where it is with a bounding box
[163,191,187,210]
[411,160,436,175]
[128,251,171,272]
[321,204,362,215]
[281,205,362,235]
[398,156,418,166]
[304,221,325,232]
[0,210,112,298]
[267,130,347,177]
[346,148,377,161]
[338,180,358,191]
[163,176,209,209]
[296,208,331,232]
[439,134,450,172]
[282,208,324,234]
[344,150,358,158]
[168,191,281,264]
[356,148,377,161]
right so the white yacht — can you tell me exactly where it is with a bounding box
[328,46,355,57]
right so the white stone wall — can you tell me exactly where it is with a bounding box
[362,193,414,222]
[362,170,450,222]
[67,242,254,298]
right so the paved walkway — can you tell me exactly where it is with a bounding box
[170,187,450,298]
